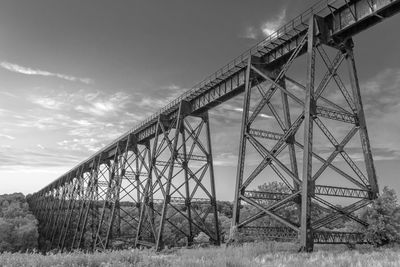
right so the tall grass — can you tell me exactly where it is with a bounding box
[0,242,399,267]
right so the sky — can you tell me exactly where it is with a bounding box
[0,0,400,200]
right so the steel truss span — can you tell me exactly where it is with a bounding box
[28,0,400,252]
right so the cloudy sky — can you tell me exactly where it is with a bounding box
[0,0,400,200]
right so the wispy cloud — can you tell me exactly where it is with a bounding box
[30,96,65,110]
[232,107,273,119]
[137,97,169,109]
[0,133,15,140]
[0,146,83,169]
[37,144,45,150]
[137,84,187,110]
[240,8,287,40]
[76,91,131,116]
[0,61,93,84]
[213,153,238,167]
[8,88,146,157]
[241,26,258,40]
[0,91,17,98]
[57,138,104,152]
[261,8,287,37]
[28,89,132,117]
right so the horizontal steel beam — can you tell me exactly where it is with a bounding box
[176,153,208,162]
[243,190,291,201]
[316,106,357,124]
[249,128,284,141]
[240,227,368,244]
[240,226,298,240]
[244,185,371,202]
[313,231,367,244]
[315,185,371,199]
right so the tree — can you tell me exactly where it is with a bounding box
[0,218,13,251]
[255,181,299,227]
[346,186,400,246]
[0,193,39,252]
[364,187,400,246]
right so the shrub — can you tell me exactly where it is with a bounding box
[347,186,400,246]
[364,187,400,246]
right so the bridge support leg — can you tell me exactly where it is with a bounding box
[299,16,316,252]
[102,139,131,249]
[155,103,185,250]
[50,186,68,249]
[39,188,56,250]
[204,112,221,246]
[230,56,253,241]
[134,101,220,251]
[229,29,308,244]
[228,14,380,250]
[59,170,83,251]
[71,161,96,250]
[135,140,157,248]
[181,125,194,246]
[344,39,379,197]
[93,161,114,250]
[280,78,301,224]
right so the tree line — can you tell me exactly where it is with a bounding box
[0,193,38,252]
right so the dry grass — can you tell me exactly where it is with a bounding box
[0,242,399,267]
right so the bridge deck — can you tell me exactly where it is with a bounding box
[36,0,400,194]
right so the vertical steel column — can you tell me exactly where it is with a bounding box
[42,188,59,247]
[105,161,119,247]
[104,139,130,248]
[146,140,155,234]
[115,158,122,238]
[91,161,100,249]
[231,56,253,235]
[69,170,86,250]
[135,140,142,220]
[204,112,221,245]
[71,169,92,250]
[155,101,186,250]
[181,125,194,246]
[280,79,300,188]
[76,157,100,250]
[135,121,161,247]
[344,39,379,197]
[50,184,68,248]
[280,77,301,225]
[300,16,316,252]
[93,161,112,250]
[59,171,81,251]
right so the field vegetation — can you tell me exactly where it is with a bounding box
[0,242,400,267]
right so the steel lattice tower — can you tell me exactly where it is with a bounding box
[230,16,379,252]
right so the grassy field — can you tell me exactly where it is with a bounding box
[0,242,399,267]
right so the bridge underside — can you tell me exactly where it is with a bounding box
[27,0,400,252]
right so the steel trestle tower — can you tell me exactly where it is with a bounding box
[230,15,379,251]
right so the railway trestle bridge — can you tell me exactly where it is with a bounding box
[27,0,400,252]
